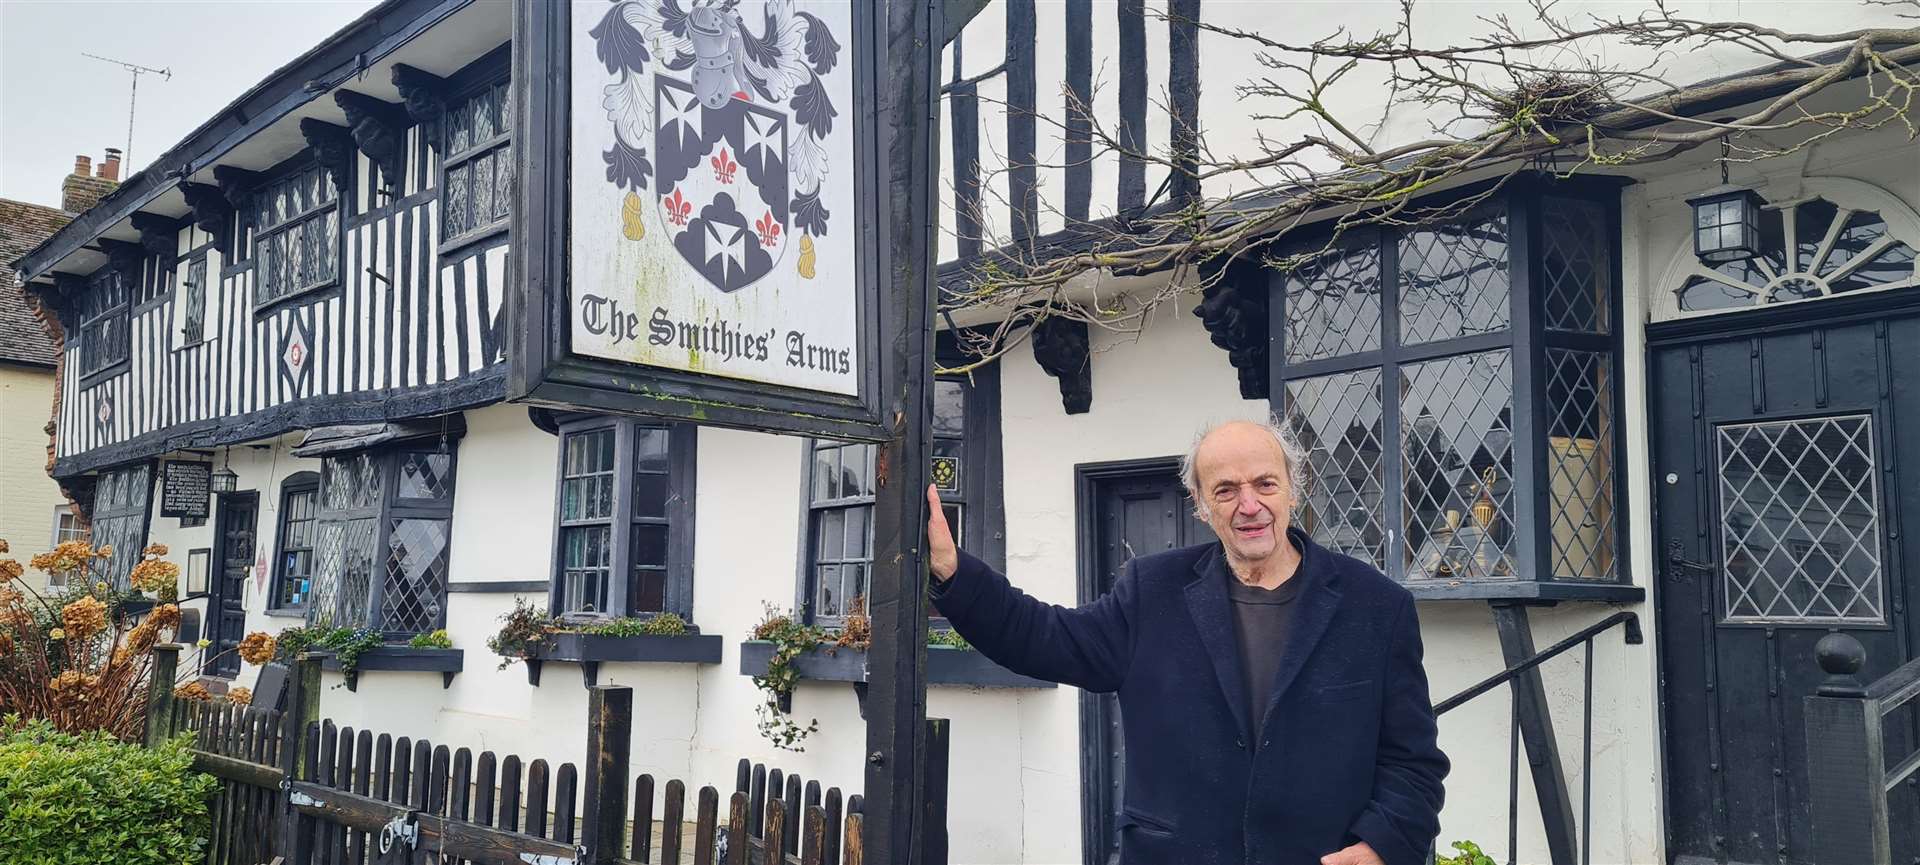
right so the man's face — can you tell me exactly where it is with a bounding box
[1194,423,1295,563]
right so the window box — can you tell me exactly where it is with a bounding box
[524,632,723,687]
[314,647,463,692]
[736,642,1054,691]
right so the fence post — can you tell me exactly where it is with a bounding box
[919,718,949,865]
[144,643,182,747]
[276,653,324,862]
[1802,633,1890,865]
[582,685,633,864]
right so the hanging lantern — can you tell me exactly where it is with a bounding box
[1687,185,1764,265]
[1688,134,1763,266]
[211,448,239,493]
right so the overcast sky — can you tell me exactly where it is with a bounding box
[0,0,381,210]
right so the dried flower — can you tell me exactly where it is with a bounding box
[47,627,66,641]
[31,540,97,577]
[126,620,160,654]
[61,595,109,638]
[227,687,253,706]
[174,681,212,702]
[129,558,180,596]
[144,543,169,557]
[96,545,113,559]
[238,632,277,666]
[0,632,12,656]
[0,559,21,583]
[149,603,182,630]
[0,539,9,553]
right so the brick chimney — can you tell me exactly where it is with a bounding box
[60,150,120,214]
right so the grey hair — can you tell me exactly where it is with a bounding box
[1179,416,1309,518]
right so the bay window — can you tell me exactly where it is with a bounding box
[304,441,457,635]
[1272,182,1626,596]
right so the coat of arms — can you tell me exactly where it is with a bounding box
[590,0,840,292]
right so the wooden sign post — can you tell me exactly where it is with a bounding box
[508,2,976,862]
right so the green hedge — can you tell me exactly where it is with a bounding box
[0,720,219,865]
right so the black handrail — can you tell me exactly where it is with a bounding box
[1430,610,1642,865]
[1435,611,1642,716]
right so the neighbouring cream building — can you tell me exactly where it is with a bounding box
[7,2,1919,864]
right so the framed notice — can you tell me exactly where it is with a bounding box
[510,0,889,441]
[185,548,211,597]
[158,460,212,520]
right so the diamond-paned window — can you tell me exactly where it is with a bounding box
[1284,369,1386,570]
[1399,208,1511,344]
[1716,415,1883,623]
[1401,350,1517,580]
[1284,243,1382,363]
[89,464,153,590]
[304,442,457,634]
[1271,185,1624,593]
[1545,349,1617,581]
[1542,198,1611,333]
[381,517,451,634]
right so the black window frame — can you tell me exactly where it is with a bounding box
[438,44,513,254]
[548,416,698,621]
[177,250,213,347]
[796,346,1003,628]
[1267,176,1631,594]
[88,462,155,591]
[268,471,321,615]
[247,151,345,315]
[77,267,131,385]
[305,435,460,637]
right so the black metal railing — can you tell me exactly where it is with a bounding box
[1432,610,1643,865]
[1804,632,1920,865]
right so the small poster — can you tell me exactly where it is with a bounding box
[158,461,212,519]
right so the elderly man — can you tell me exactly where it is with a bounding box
[926,419,1448,865]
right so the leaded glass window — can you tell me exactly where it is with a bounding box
[252,162,340,307]
[1676,194,1919,314]
[89,464,152,590]
[1273,187,1625,589]
[310,453,383,629]
[79,269,129,378]
[1717,415,1883,623]
[550,420,695,619]
[301,443,456,635]
[443,79,512,244]
[180,256,210,346]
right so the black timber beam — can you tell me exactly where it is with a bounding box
[943,0,989,45]
[1490,602,1580,865]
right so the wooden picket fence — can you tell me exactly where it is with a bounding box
[145,649,946,865]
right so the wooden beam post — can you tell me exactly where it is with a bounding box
[276,653,323,862]
[919,718,951,865]
[582,685,633,864]
[145,642,181,747]
[1803,633,1890,865]
[863,0,944,862]
[1489,602,1579,865]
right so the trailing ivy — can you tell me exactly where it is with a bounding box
[749,604,823,751]
[268,625,384,678]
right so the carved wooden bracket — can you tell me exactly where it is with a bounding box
[1192,263,1268,400]
[129,211,180,257]
[178,182,234,253]
[212,166,262,210]
[334,90,409,189]
[98,239,145,284]
[390,63,449,124]
[1031,315,1093,414]
[47,273,87,327]
[298,119,355,189]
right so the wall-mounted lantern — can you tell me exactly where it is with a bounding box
[211,447,239,494]
[1688,135,1763,265]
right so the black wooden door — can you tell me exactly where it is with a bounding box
[1079,464,1210,865]
[205,491,257,678]
[1653,316,1920,864]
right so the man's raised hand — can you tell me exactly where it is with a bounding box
[927,484,958,580]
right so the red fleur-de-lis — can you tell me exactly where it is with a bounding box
[711,147,738,184]
[664,189,693,226]
[755,211,782,248]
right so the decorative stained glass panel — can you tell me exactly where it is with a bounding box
[1283,369,1385,570]
[1400,350,1516,579]
[1717,415,1883,623]
[1545,349,1616,580]
[1398,209,1511,344]
[1284,243,1381,363]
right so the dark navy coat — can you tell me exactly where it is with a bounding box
[932,529,1448,865]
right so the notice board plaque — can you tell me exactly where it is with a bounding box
[159,460,212,520]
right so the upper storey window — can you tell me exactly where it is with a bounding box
[250,161,341,308]
[442,78,512,246]
[77,269,129,380]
